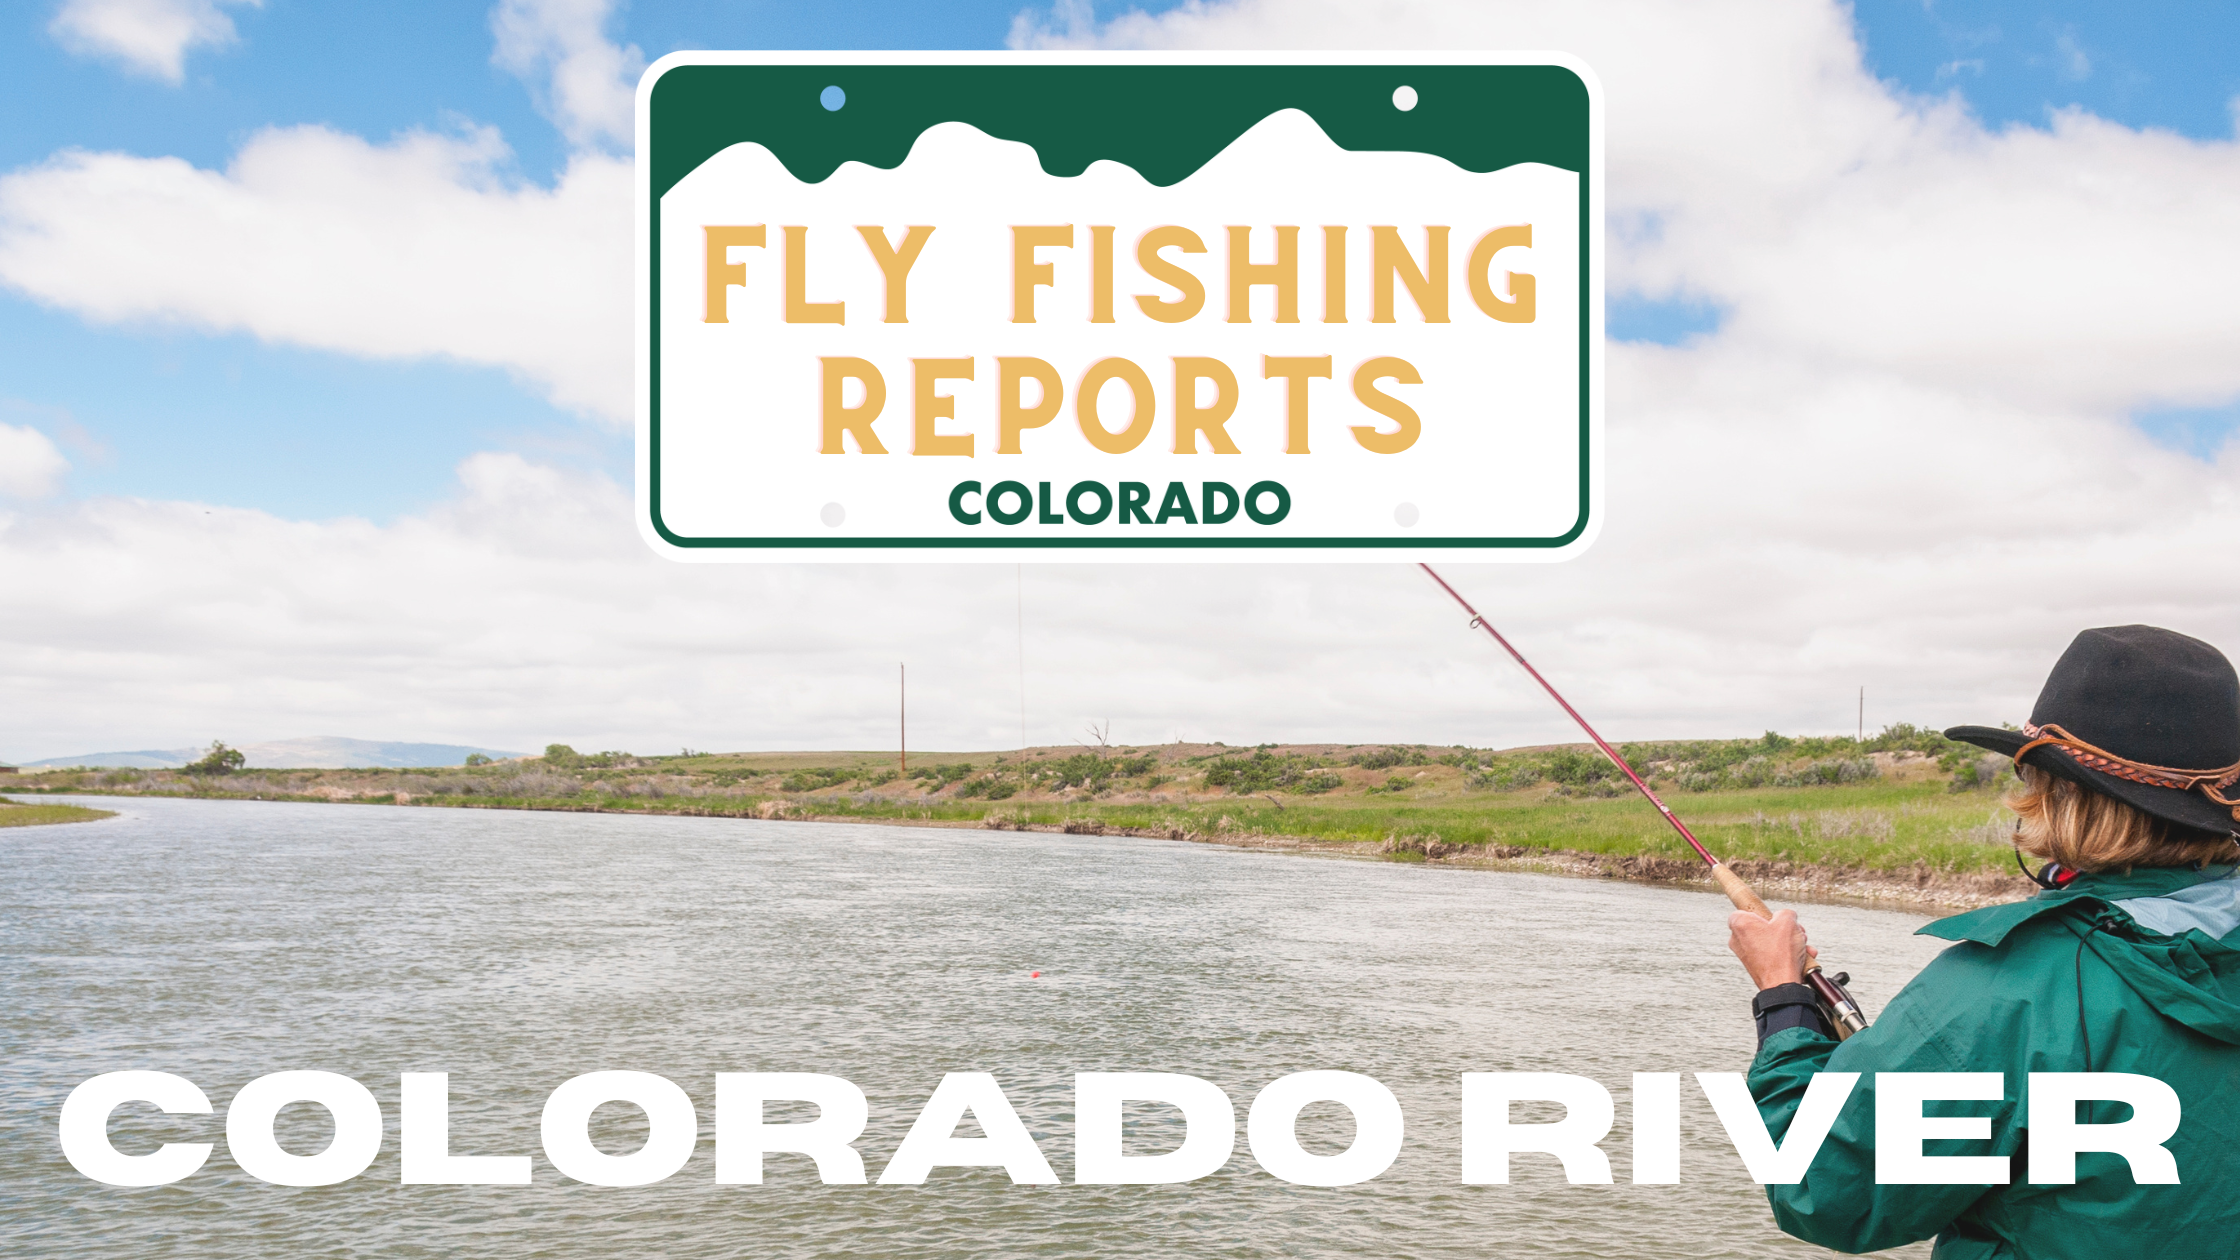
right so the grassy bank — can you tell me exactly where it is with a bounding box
[0,797,116,828]
[8,728,2034,904]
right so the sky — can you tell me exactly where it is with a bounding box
[2,0,2239,762]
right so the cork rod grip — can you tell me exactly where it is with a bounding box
[1712,862,1772,920]
[1715,861,1834,986]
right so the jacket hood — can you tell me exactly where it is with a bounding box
[1920,865,2240,1046]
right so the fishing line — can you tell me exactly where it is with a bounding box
[1417,562,1869,1038]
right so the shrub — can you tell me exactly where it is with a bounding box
[957,774,1019,800]
[1469,763,1544,791]
[464,753,492,767]
[544,744,637,770]
[1349,746,1431,770]
[182,742,246,776]
[1203,750,1335,794]
[1947,754,2012,793]
[1773,757,1880,787]
[781,768,853,793]
[1541,749,1614,786]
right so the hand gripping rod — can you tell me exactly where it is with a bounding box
[1418,564,1866,1038]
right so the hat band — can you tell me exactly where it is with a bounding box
[2015,722,2240,821]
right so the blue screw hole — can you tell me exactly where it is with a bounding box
[820,85,845,112]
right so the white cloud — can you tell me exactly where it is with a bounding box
[490,0,644,151]
[3,375,2239,761]
[2053,28,2092,83]
[47,0,259,84]
[9,0,2240,759]
[1017,0,2240,414]
[0,126,632,423]
[0,424,69,500]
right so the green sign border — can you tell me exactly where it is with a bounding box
[644,61,1595,551]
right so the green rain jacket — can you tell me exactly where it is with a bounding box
[1748,865,2240,1258]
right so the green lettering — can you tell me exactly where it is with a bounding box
[1202,481,1239,524]
[1117,481,1152,524]
[1244,480,1291,525]
[1066,481,1113,525]
[1155,481,1198,524]
[948,481,983,525]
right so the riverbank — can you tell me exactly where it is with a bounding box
[9,728,2035,909]
[0,797,115,828]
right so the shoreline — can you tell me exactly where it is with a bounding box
[935,811,2026,913]
[11,786,2028,913]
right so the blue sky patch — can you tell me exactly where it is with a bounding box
[1607,295,1723,346]
[1856,0,2240,140]
[2134,400,2240,462]
[3,1,2234,521]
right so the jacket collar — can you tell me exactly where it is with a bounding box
[1919,866,2230,946]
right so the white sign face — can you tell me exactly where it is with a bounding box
[637,53,1601,562]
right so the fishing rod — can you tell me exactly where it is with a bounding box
[1419,564,1867,1039]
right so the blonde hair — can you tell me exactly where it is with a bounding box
[2010,765,2236,873]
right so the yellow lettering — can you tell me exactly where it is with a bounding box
[1322,225,1346,324]
[997,357,1063,454]
[703,225,765,323]
[1350,357,1421,454]
[1011,225,1073,323]
[1090,225,1115,324]
[1262,356,1332,454]
[785,226,844,324]
[1226,225,1298,323]
[856,225,935,323]
[820,357,886,453]
[1468,225,1535,323]
[1134,227,1206,324]
[913,358,975,457]
[1172,357,1241,454]
[1370,226,1449,323]
[1076,358,1154,454]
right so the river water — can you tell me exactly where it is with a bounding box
[1,794,1952,1258]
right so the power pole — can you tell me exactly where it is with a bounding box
[900,662,907,774]
[1016,564,1027,751]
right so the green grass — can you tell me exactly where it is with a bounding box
[0,799,116,828]
[3,731,2023,874]
[775,779,2016,872]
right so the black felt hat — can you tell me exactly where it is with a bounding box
[1946,625,2240,837]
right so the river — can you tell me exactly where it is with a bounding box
[1,794,1952,1258]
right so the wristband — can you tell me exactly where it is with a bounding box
[1751,981,1834,1044]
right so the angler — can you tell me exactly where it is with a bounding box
[1731,626,2240,1257]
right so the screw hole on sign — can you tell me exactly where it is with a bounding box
[820,502,845,527]
[1392,85,1418,112]
[1394,503,1419,527]
[820,85,846,111]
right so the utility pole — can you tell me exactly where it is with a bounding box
[1016,564,1027,751]
[900,662,907,774]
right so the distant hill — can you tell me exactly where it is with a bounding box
[20,737,525,770]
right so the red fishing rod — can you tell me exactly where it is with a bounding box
[1419,563,1866,1038]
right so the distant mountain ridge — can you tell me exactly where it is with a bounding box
[20,737,525,770]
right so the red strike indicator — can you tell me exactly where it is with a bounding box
[1030,971,1041,978]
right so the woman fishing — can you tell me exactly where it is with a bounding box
[1729,625,2240,1258]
